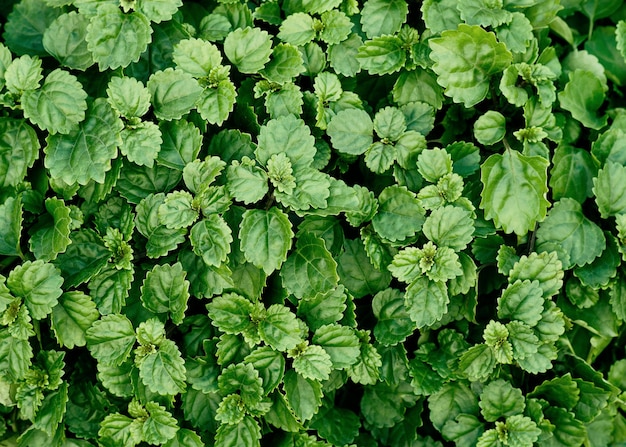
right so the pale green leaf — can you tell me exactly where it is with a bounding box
[5,55,42,93]
[158,191,197,229]
[44,98,123,185]
[479,379,525,422]
[226,158,269,205]
[474,110,506,145]
[240,207,293,275]
[197,80,237,126]
[404,277,449,329]
[328,33,363,77]
[147,68,203,121]
[347,331,382,385]
[224,27,272,74]
[480,149,550,236]
[135,193,187,258]
[8,260,63,320]
[549,144,597,203]
[256,115,316,169]
[593,161,626,218]
[278,13,316,46]
[173,38,222,77]
[86,5,152,70]
[423,205,474,251]
[421,0,462,34]
[326,108,373,155]
[206,293,254,334]
[536,198,606,268]
[138,339,186,395]
[292,344,333,381]
[120,122,162,168]
[458,0,513,27]
[417,147,452,183]
[136,0,182,23]
[357,35,406,75]
[98,413,142,447]
[319,10,352,45]
[508,251,564,298]
[360,0,408,38]
[312,324,360,370]
[22,68,88,135]
[106,75,151,118]
[497,280,544,326]
[140,262,189,325]
[42,11,94,71]
[558,70,608,130]
[142,402,179,445]
[372,288,417,346]
[50,291,99,349]
[372,185,425,242]
[190,215,233,267]
[458,343,496,382]
[29,197,72,262]
[0,329,33,381]
[215,415,261,447]
[261,43,304,83]
[85,314,136,365]
[429,24,512,107]
[0,118,39,189]
[259,304,302,352]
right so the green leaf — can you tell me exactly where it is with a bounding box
[360,381,409,428]
[292,344,333,381]
[474,110,506,145]
[278,13,316,46]
[479,379,525,422]
[458,343,496,381]
[158,191,197,229]
[135,193,187,258]
[158,119,203,171]
[190,215,233,266]
[99,413,143,447]
[138,339,186,395]
[357,35,406,75]
[310,404,360,446]
[53,229,110,288]
[372,185,425,242]
[261,43,304,83]
[404,277,449,329]
[319,10,352,45]
[173,37,223,77]
[86,314,136,365]
[283,369,323,422]
[29,197,72,261]
[480,149,550,236]
[42,11,94,71]
[5,54,42,93]
[297,286,347,332]
[120,122,163,168]
[495,12,533,54]
[163,429,204,447]
[140,262,189,325]
[0,118,39,188]
[259,304,302,352]
[226,158,269,205]
[280,233,339,299]
[147,68,203,121]
[215,415,261,447]
[256,115,316,170]
[206,293,254,334]
[360,0,408,38]
[312,324,360,370]
[22,68,88,135]
[106,75,151,118]
[549,144,597,203]
[542,406,586,447]
[50,291,99,349]
[8,260,63,320]
[326,108,373,155]
[44,98,123,185]
[0,329,33,381]
[508,251,564,298]
[558,70,608,130]
[497,280,544,326]
[536,198,605,268]
[429,382,479,432]
[421,0,462,35]
[593,161,626,218]
[0,196,23,257]
[328,34,363,77]
[136,0,182,23]
[197,80,237,126]
[337,238,391,298]
[143,402,179,445]
[423,205,474,251]
[86,4,152,70]
[458,0,512,27]
[239,207,293,275]
[224,27,272,74]
[3,0,62,57]
[417,147,453,183]
[429,24,512,107]
[372,288,417,346]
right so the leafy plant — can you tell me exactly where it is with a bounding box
[1,0,626,446]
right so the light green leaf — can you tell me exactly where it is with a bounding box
[140,262,189,325]
[558,70,608,130]
[348,333,382,385]
[497,280,544,326]
[372,288,417,346]
[147,68,203,121]
[593,161,626,218]
[404,277,449,329]
[292,344,333,381]
[536,198,606,268]
[0,118,39,189]
[136,0,182,23]
[44,98,123,185]
[429,382,479,432]
[0,196,23,257]
[421,0,462,34]
[423,205,474,251]
[135,193,187,258]
[256,115,316,169]
[328,33,363,77]
[312,324,360,370]
[480,149,550,236]
[337,238,391,298]
[261,43,304,83]
[190,215,233,267]
[458,343,496,382]
[372,185,425,242]
[163,429,204,447]
[474,110,506,145]
[429,24,512,107]
[98,413,142,447]
[142,402,179,445]
[259,304,302,352]
[283,370,323,421]
[549,144,597,203]
[278,13,315,46]
[297,286,347,332]
[206,293,254,334]
[280,233,339,299]
[458,0,512,27]
[508,251,564,298]
[496,12,534,54]
[326,108,373,155]
[29,197,72,262]
[120,122,162,168]
[417,147,453,183]
[479,379,525,422]
[197,80,237,126]
[42,11,94,71]
[8,260,63,320]
[50,291,99,349]
[86,4,152,70]
[215,415,261,447]
[173,38,222,77]
[158,191,197,229]
[22,68,88,135]
[183,157,226,194]
[360,0,408,38]
[357,35,406,75]
[319,10,352,45]
[5,54,42,93]
[226,158,269,204]
[0,329,33,381]
[240,207,293,275]
[86,314,136,365]
[106,75,151,118]
[138,339,186,395]
[224,27,272,74]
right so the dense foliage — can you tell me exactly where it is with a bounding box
[1,0,626,445]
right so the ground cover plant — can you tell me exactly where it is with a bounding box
[1,0,626,445]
